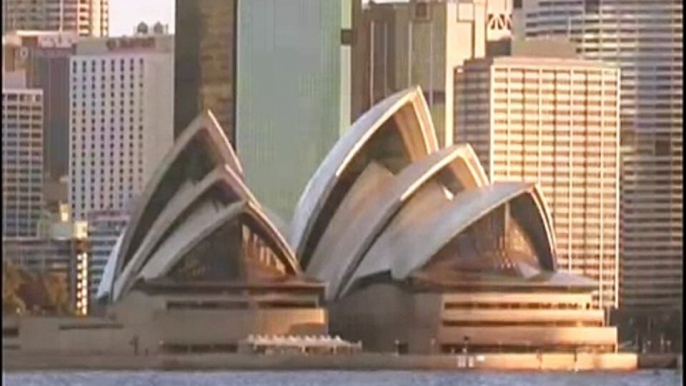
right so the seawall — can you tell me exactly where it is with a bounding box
[3,351,640,372]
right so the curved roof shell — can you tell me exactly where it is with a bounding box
[138,200,295,282]
[346,182,556,298]
[104,110,301,302]
[290,87,439,269]
[291,87,563,301]
[116,111,242,277]
[102,87,582,305]
[305,144,490,299]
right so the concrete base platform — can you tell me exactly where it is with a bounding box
[3,351,638,372]
[638,354,681,369]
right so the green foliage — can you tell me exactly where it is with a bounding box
[2,261,26,314]
[2,261,72,316]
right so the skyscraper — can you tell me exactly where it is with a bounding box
[173,0,238,143]
[455,54,621,308]
[175,0,352,220]
[514,0,683,310]
[2,0,109,37]
[351,0,489,147]
[69,33,174,220]
[2,76,44,238]
[235,0,352,220]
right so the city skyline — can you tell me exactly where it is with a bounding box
[1,0,682,369]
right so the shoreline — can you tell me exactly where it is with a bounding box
[3,351,671,372]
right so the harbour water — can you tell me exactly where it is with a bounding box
[3,370,682,386]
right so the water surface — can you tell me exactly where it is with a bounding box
[3,370,681,386]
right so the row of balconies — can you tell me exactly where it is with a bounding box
[620,249,683,259]
[554,254,619,264]
[491,139,619,148]
[491,120,619,128]
[490,83,618,92]
[491,160,619,170]
[555,256,618,266]
[492,159,619,168]
[490,115,619,123]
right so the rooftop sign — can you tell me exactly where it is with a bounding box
[105,37,156,52]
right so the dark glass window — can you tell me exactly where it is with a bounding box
[585,0,600,13]
[415,3,429,20]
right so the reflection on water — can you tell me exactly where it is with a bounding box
[2,370,682,386]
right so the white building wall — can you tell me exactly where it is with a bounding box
[69,34,173,221]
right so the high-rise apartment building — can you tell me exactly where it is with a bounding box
[86,208,128,299]
[69,34,174,220]
[514,0,683,309]
[174,0,237,142]
[455,56,620,308]
[2,80,44,238]
[2,0,109,37]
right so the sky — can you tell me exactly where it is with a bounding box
[109,0,175,36]
[107,0,405,36]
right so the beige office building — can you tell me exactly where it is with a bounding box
[2,0,109,37]
[455,56,620,308]
[513,0,683,312]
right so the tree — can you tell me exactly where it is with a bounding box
[2,261,26,315]
[2,261,73,316]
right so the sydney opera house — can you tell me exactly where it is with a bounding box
[291,88,617,354]
[93,112,328,353]
[37,86,616,355]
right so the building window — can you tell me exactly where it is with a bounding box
[585,0,600,14]
[341,29,354,46]
[655,140,671,156]
[414,2,430,20]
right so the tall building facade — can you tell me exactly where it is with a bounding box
[514,0,683,309]
[351,0,489,147]
[2,84,44,238]
[174,0,238,143]
[86,208,128,299]
[455,56,620,308]
[3,31,78,185]
[235,0,352,220]
[2,0,109,37]
[175,0,352,219]
[69,34,174,220]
